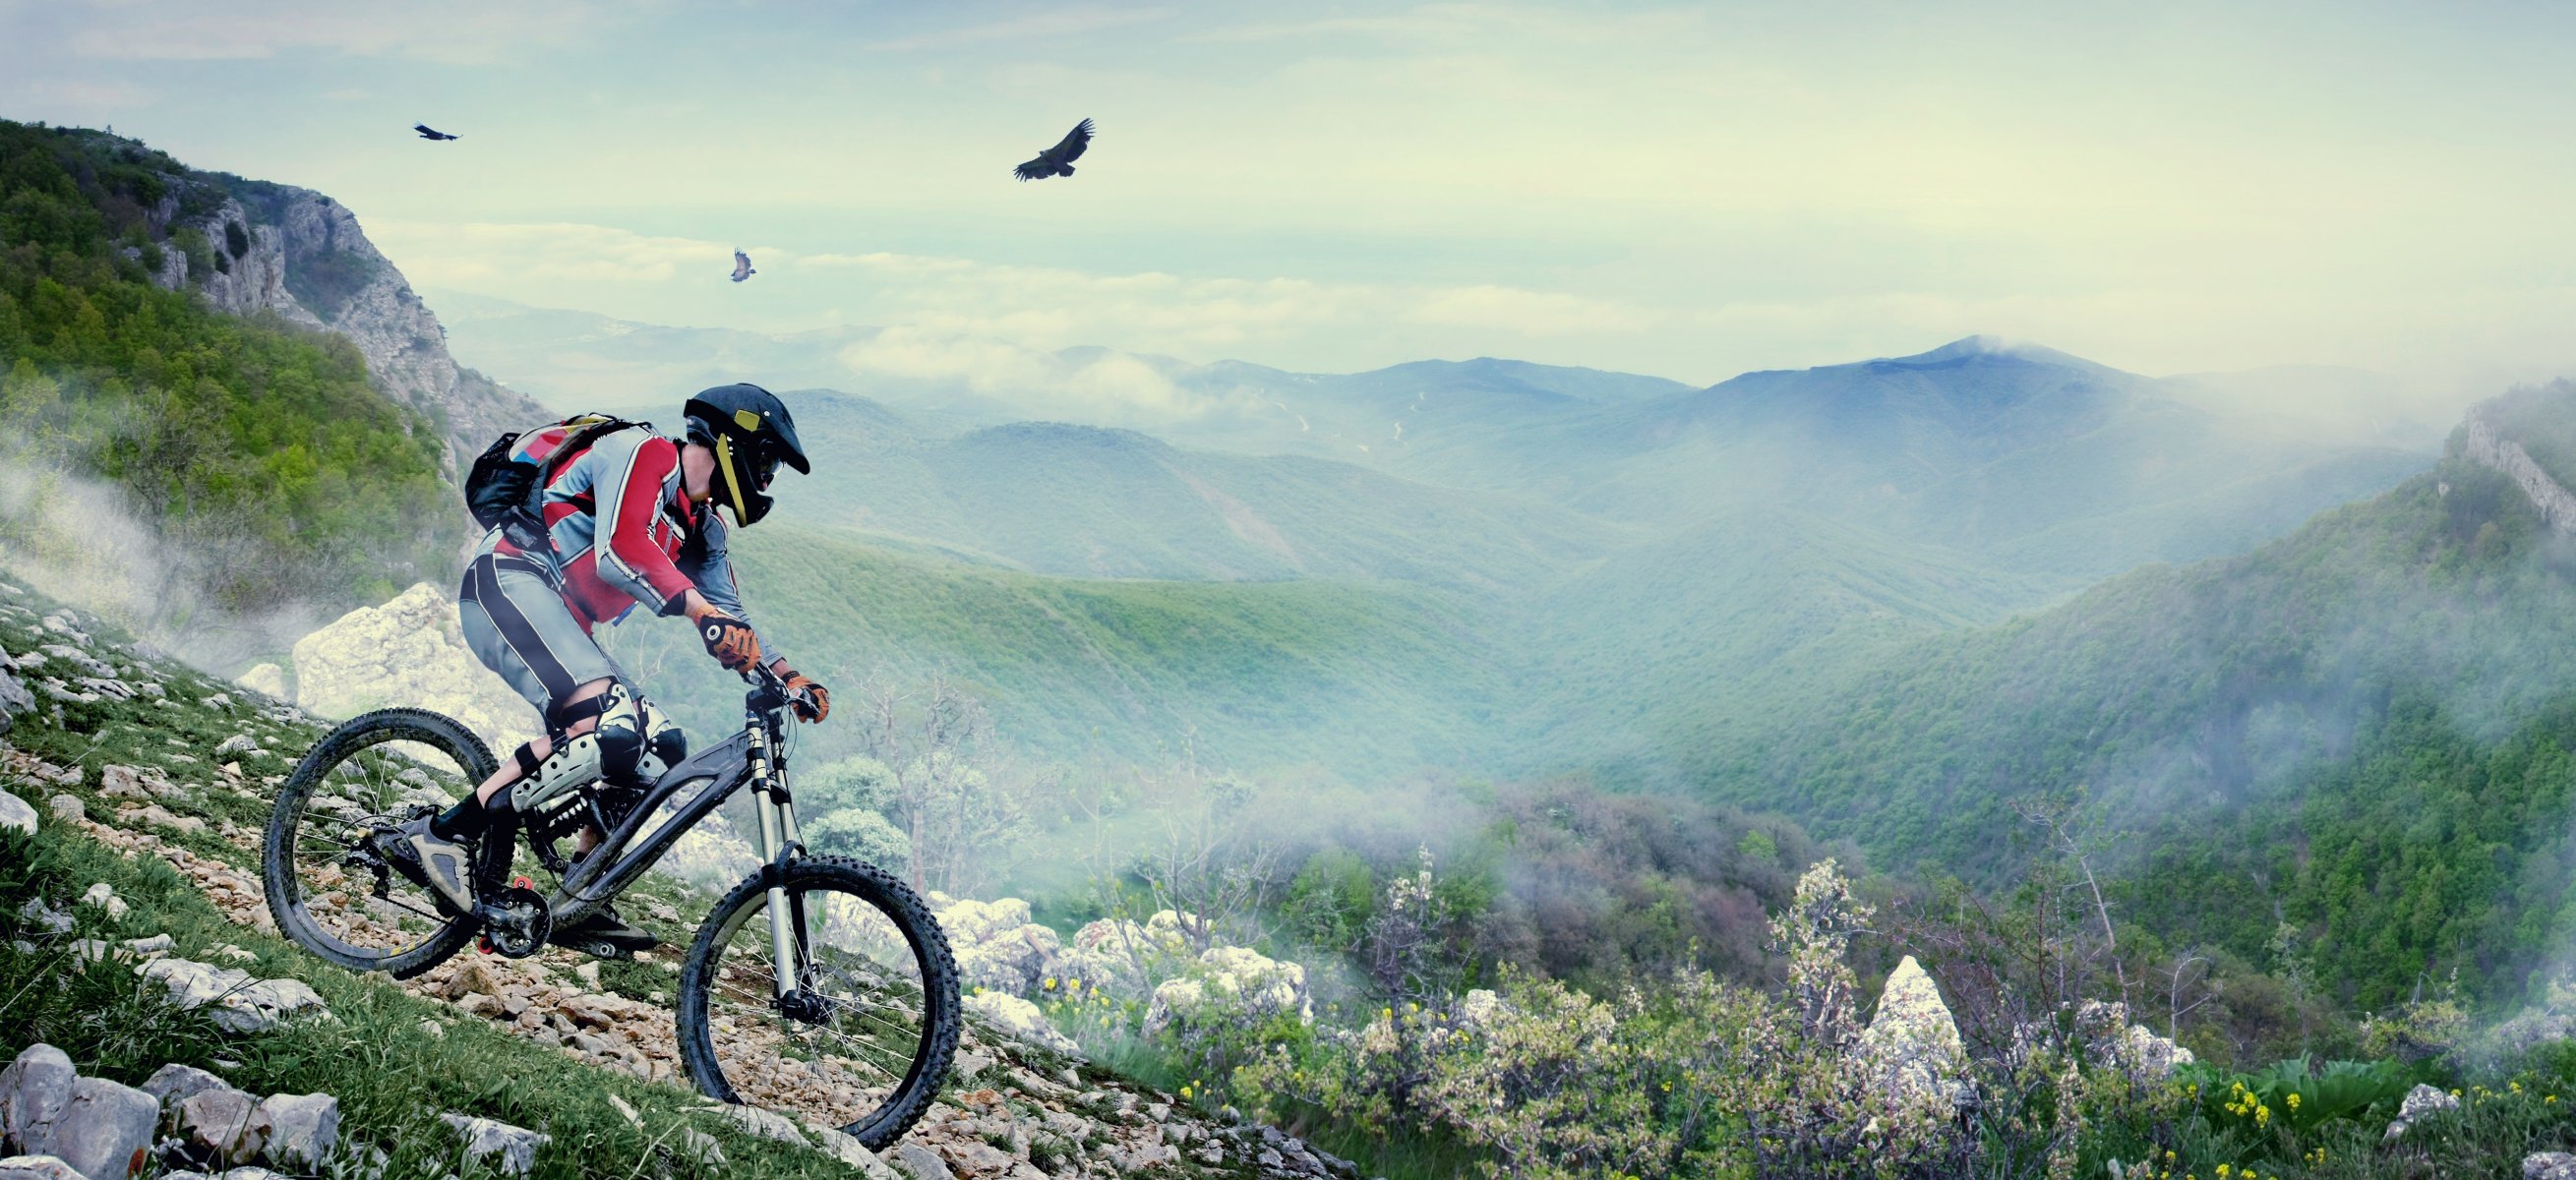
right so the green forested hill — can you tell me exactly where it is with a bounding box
[1693,442,2571,857]
[0,118,456,609]
[599,526,1512,774]
[1673,385,2576,1007]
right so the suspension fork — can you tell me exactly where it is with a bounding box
[748,715,808,1002]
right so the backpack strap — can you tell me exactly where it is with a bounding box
[501,415,649,553]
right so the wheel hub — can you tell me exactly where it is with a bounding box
[777,988,833,1025]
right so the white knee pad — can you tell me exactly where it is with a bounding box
[595,683,687,787]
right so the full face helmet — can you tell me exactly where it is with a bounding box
[682,383,809,526]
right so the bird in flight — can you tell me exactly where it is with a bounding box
[732,250,755,283]
[1013,118,1095,182]
[413,123,460,141]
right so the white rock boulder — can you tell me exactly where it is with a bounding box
[233,664,286,700]
[291,584,535,753]
[1144,945,1312,1036]
[1856,956,1968,1111]
[963,991,1080,1056]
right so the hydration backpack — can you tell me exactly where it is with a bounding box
[463,414,644,544]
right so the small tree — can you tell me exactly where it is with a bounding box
[845,670,1028,897]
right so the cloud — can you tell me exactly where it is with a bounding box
[864,5,1175,52]
[367,220,765,287]
[52,0,613,64]
[797,249,1651,352]
[837,327,1204,423]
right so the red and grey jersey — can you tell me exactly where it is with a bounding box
[476,423,776,657]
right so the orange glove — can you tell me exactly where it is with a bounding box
[685,596,762,673]
[781,671,829,723]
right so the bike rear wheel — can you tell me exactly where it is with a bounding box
[676,856,961,1150]
[263,708,503,978]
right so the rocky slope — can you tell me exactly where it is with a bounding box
[0,578,1361,1180]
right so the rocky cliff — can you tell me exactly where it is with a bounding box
[2462,414,2576,536]
[128,157,549,467]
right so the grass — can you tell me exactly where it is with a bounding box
[0,827,853,1180]
[0,577,864,1177]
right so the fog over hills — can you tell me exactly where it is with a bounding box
[431,296,2452,780]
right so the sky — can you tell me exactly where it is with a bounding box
[5,0,2575,390]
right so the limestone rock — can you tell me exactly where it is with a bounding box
[931,896,1068,995]
[1856,956,1968,1111]
[26,1076,155,1180]
[16,900,70,936]
[76,886,123,921]
[0,669,34,736]
[0,1044,78,1153]
[136,960,329,1033]
[439,1113,549,1177]
[175,1089,257,1164]
[232,665,285,700]
[807,1124,903,1180]
[43,797,79,824]
[2528,1150,2576,1180]
[2384,1083,2461,1142]
[719,1103,809,1147]
[139,1065,231,1108]
[885,1142,954,1180]
[0,793,31,836]
[0,1156,89,1180]
[963,992,1079,1056]
[1144,945,1312,1036]
[247,1093,335,1170]
[290,584,536,753]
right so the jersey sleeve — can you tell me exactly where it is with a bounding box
[587,431,697,613]
[678,511,783,666]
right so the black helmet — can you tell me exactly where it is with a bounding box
[683,383,809,526]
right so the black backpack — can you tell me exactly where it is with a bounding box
[463,414,644,545]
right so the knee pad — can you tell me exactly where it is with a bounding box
[637,699,687,784]
[592,682,687,789]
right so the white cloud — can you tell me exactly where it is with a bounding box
[864,5,1174,52]
[837,328,1205,423]
[53,0,614,64]
[367,220,768,287]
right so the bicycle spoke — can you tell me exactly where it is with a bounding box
[694,877,940,1134]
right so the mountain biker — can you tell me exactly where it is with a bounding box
[394,383,829,954]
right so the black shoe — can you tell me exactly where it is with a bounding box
[550,902,658,957]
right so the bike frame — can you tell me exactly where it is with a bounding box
[531,673,808,998]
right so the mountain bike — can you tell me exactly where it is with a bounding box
[261,665,960,1148]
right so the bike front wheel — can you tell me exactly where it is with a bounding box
[676,856,961,1150]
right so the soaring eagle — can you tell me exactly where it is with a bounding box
[413,123,460,141]
[731,250,755,283]
[1013,118,1094,182]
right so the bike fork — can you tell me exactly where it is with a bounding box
[750,747,807,1003]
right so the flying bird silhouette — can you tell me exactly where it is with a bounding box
[413,123,459,141]
[731,250,755,283]
[1013,118,1094,182]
